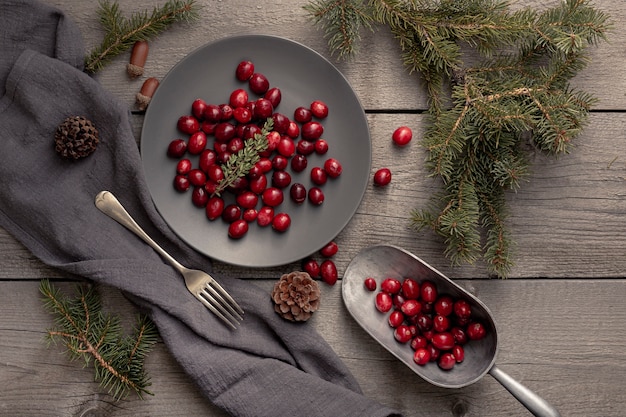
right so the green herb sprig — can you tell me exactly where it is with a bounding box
[40,279,158,400]
[212,118,274,197]
[84,0,199,74]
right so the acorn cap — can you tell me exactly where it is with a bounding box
[54,116,100,160]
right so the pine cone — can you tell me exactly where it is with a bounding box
[54,116,100,160]
[271,271,321,322]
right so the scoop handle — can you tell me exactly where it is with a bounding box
[489,365,561,417]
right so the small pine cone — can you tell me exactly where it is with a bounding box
[54,116,100,160]
[271,271,321,322]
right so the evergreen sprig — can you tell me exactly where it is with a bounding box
[39,279,158,400]
[305,0,610,277]
[212,118,274,197]
[84,0,199,74]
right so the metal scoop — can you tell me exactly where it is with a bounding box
[342,244,561,417]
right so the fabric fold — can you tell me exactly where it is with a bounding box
[0,1,402,416]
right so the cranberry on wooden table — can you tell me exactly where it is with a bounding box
[392,126,413,146]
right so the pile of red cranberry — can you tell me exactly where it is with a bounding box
[364,276,487,371]
[166,60,342,239]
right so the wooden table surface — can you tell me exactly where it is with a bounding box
[2,0,625,416]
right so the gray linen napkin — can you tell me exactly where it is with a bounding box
[0,1,402,416]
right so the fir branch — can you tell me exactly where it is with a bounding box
[307,0,610,277]
[84,0,199,74]
[40,279,158,400]
[212,118,274,197]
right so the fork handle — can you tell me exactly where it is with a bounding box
[95,191,185,273]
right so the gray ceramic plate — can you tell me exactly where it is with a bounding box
[141,35,370,267]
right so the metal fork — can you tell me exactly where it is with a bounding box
[95,190,244,329]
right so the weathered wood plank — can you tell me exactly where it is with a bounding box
[43,0,626,111]
[1,112,623,280]
[1,279,625,416]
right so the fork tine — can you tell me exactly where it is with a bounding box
[199,288,241,329]
[196,290,238,329]
[204,284,244,322]
[207,280,245,317]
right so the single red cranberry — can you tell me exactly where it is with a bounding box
[201,121,217,135]
[256,157,273,173]
[188,169,207,187]
[427,344,440,362]
[203,104,222,123]
[452,345,465,363]
[324,158,342,178]
[176,159,192,175]
[214,122,236,142]
[438,352,456,370]
[249,175,268,194]
[192,99,208,120]
[301,121,324,140]
[410,335,428,351]
[264,87,282,108]
[236,191,259,209]
[401,278,420,299]
[375,292,393,313]
[393,293,407,310]
[204,180,218,195]
[290,183,307,204]
[314,139,329,154]
[254,98,274,120]
[227,176,248,194]
[206,164,224,183]
[381,278,402,294]
[167,139,187,158]
[310,167,327,185]
[262,187,283,207]
[394,325,413,344]
[433,314,451,332]
[235,60,254,81]
[199,150,217,173]
[187,131,207,155]
[420,281,438,303]
[272,154,289,170]
[272,113,290,134]
[451,326,468,345]
[272,212,291,233]
[249,73,270,95]
[293,106,312,123]
[271,171,291,189]
[310,100,329,119]
[401,299,422,317]
[256,206,274,227]
[221,204,242,223]
[229,88,249,108]
[296,140,315,155]
[413,347,431,366]
[454,299,472,319]
[308,187,325,205]
[277,136,295,157]
[177,115,200,134]
[265,131,281,153]
[291,154,308,172]
[191,187,208,207]
[364,277,377,291]
[205,196,225,220]
[320,241,338,257]
[173,175,190,192]
[302,258,321,278]
[286,121,300,138]
[242,208,258,222]
[233,106,252,124]
[392,126,412,146]
[431,332,455,351]
[228,219,249,239]
[228,137,244,154]
[388,310,404,328]
[320,260,337,285]
[416,313,433,332]
[374,168,392,186]
[467,322,487,340]
[219,104,233,120]
[434,295,454,316]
